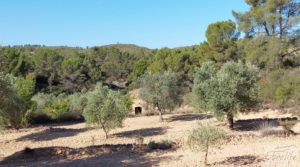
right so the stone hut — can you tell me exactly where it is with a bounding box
[129,89,148,115]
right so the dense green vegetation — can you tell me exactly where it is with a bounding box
[0,74,27,129]
[0,0,299,129]
[233,0,300,38]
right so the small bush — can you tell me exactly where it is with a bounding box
[0,96,27,129]
[280,120,297,131]
[0,74,27,129]
[158,140,173,150]
[279,120,298,135]
[147,141,158,150]
[68,91,87,119]
[44,96,71,121]
[29,93,84,123]
[15,74,36,107]
[28,93,55,123]
[147,140,174,150]
[188,123,225,165]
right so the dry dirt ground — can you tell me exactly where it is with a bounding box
[1,110,300,167]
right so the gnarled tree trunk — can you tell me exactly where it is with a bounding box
[227,112,234,129]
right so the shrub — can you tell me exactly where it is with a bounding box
[158,140,173,150]
[30,93,81,123]
[83,83,131,139]
[280,120,297,135]
[0,74,26,129]
[147,140,174,150]
[0,96,26,129]
[28,93,55,123]
[68,91,87,119]
[147,141,158,150]
[15,74,36,105]
[188,123,225,165]
[44,95,71,121]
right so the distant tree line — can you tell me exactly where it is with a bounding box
[0,0,300,130]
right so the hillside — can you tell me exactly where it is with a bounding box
[101,44,153,57]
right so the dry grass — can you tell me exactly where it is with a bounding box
[0,111,300,166]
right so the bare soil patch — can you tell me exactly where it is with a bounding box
[1,112,300,166]
[0,144,178,167]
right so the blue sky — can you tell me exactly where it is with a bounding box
[0,0,249,49]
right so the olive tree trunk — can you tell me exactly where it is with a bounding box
[204,139,209,165]
[227,112,234,129]
[158,110,164,122]
[100,121,109,139]
[104,130,109,139]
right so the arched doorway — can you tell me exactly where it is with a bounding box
[135,107,142,115]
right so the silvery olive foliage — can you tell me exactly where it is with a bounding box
[83,83,132,139]
[139,72,183,121]
[188,123,225,165]
[193,61,259,128]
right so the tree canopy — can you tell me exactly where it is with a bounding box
[205,20,239,51]
[233,0,300,38]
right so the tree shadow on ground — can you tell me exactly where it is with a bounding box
[46,151,174,167]
[113,127,167,138]
[167,113,213,122]
[16,127,88,142]
[210,155,264,166]
[234,117,298,131]
[30,118,85,127]
[0,144,178,167]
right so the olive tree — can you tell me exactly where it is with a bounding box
[83,83,131,139]
[139,72,183,122]
[188,123,225,165]
[192,61,259,129]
